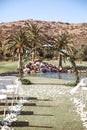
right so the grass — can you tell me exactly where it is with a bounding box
[46,60,87,69]
[0,81,84,130]
[0,61,17,72]
[0,60,87,129]
[0,60,87,73]
[25,76,68,85]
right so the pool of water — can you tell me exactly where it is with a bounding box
[29,72,87,81]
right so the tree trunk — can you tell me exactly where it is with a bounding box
[18,53,23,79]
[58,54,63,71]
[70,57,79,84]
[32,52,35,63]
[18,53,22,68]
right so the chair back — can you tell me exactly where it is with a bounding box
[0,79,13,85]
[0,83,6,90]
[80,78,87,87]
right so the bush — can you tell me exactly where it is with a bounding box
[66,81,77,86]
[21,78,32,85]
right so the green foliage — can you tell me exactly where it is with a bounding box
[25,22,44,62]
[66,81,77,86]
[76,44,87,61]
[20,78,32,85]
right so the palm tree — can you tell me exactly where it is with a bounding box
[53,31,79,84]
[54,31,73,70]
[5,29,30,79]
[0,42,3,60]
[25,22,43,62]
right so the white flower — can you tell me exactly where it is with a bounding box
[9,104,23,112]
[1,125,11,130]
[4,113,17,123]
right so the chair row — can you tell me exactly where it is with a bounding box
[0,76,22,116]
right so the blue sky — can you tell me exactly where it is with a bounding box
[0,0,87,23]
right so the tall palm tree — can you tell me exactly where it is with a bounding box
[25,22,43,62]
[5,29,30,78]
[54,31,72,70]
[0,42,3,59]
[53,31,79,84]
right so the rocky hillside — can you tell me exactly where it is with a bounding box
[0,19,87,47]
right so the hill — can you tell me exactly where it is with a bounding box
[0,19,87,47]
